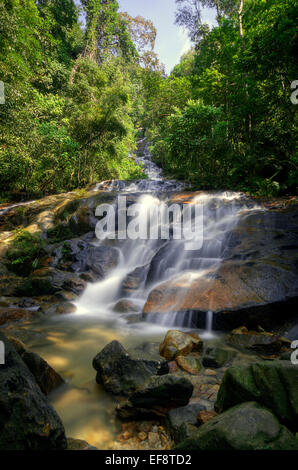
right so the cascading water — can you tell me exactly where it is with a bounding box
[74,139,261,336]
[26,138,264,448]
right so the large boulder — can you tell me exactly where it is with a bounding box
[0,332,66,450]
[143,205,298,330]
[216,361,298,428]
[166,403,206,442]
[9,336,64,395]
[176,402,298,450]
[92,340,169,396]
[159,330,203,361]
[116,375,194,419]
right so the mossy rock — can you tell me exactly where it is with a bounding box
[176,402,298,450]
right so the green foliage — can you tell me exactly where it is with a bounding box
[6,230,46,276]
[148,0,298,196]
[47,224,75,243]
[0,0,147,198]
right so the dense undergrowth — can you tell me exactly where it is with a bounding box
[0,0,297,200]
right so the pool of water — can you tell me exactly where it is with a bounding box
[25,313,219,449]
[25,315,181,448]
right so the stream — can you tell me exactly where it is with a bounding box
[26,139,263,449]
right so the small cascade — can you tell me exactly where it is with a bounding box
[202,311,215,339]
[73,139,261,333]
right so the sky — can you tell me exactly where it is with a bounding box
[118,0,216,74]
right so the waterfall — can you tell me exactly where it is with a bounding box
[73,139,261,333]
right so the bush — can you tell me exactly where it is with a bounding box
[6,231,46,276]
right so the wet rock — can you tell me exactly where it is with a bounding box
[66,438,98,450]
[168,361,179,373]
[55,290,78,302]
[159,330,203,361]
[8,336,64,395]
[79,272,96,283]
[113,299,140,313]
[138,431,147,441]
[92,341,169,396]
[55,302,77,314]
[116,375,193,419]
[176,402,298,450]
[176,356,202,375]
[280,350,292,361]
[216,361,298,427]
[68,206,97,235]
[204,369,218,376]
[194,383,220,404]
[197,410,218,425]
[174,423,198,444]
[202,346,234,369]
[12,267,80,296]
[62,276,86,295]
[228,326,291,355]
[166,403,206,442]
[121,265,149,296]
[18,297,35,308]
[128,341,166,364]
[143,205,298,329]
[0,331,66,450]
[52,240,119,279]
[76,245,119,278]
[0,307,38,326]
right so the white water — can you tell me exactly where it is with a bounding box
[73,140,262,337]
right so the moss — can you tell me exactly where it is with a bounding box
[47,224,74,243]
[15,278,56,296]
[61,242,72,261]
[6,230,46,276]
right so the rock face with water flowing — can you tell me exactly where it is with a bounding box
[116,375,194,419]
[92,340,169,396]
[0,332,66,450]
[176,402,298,450]
[215,361,298,428]
[143,203,298,329]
